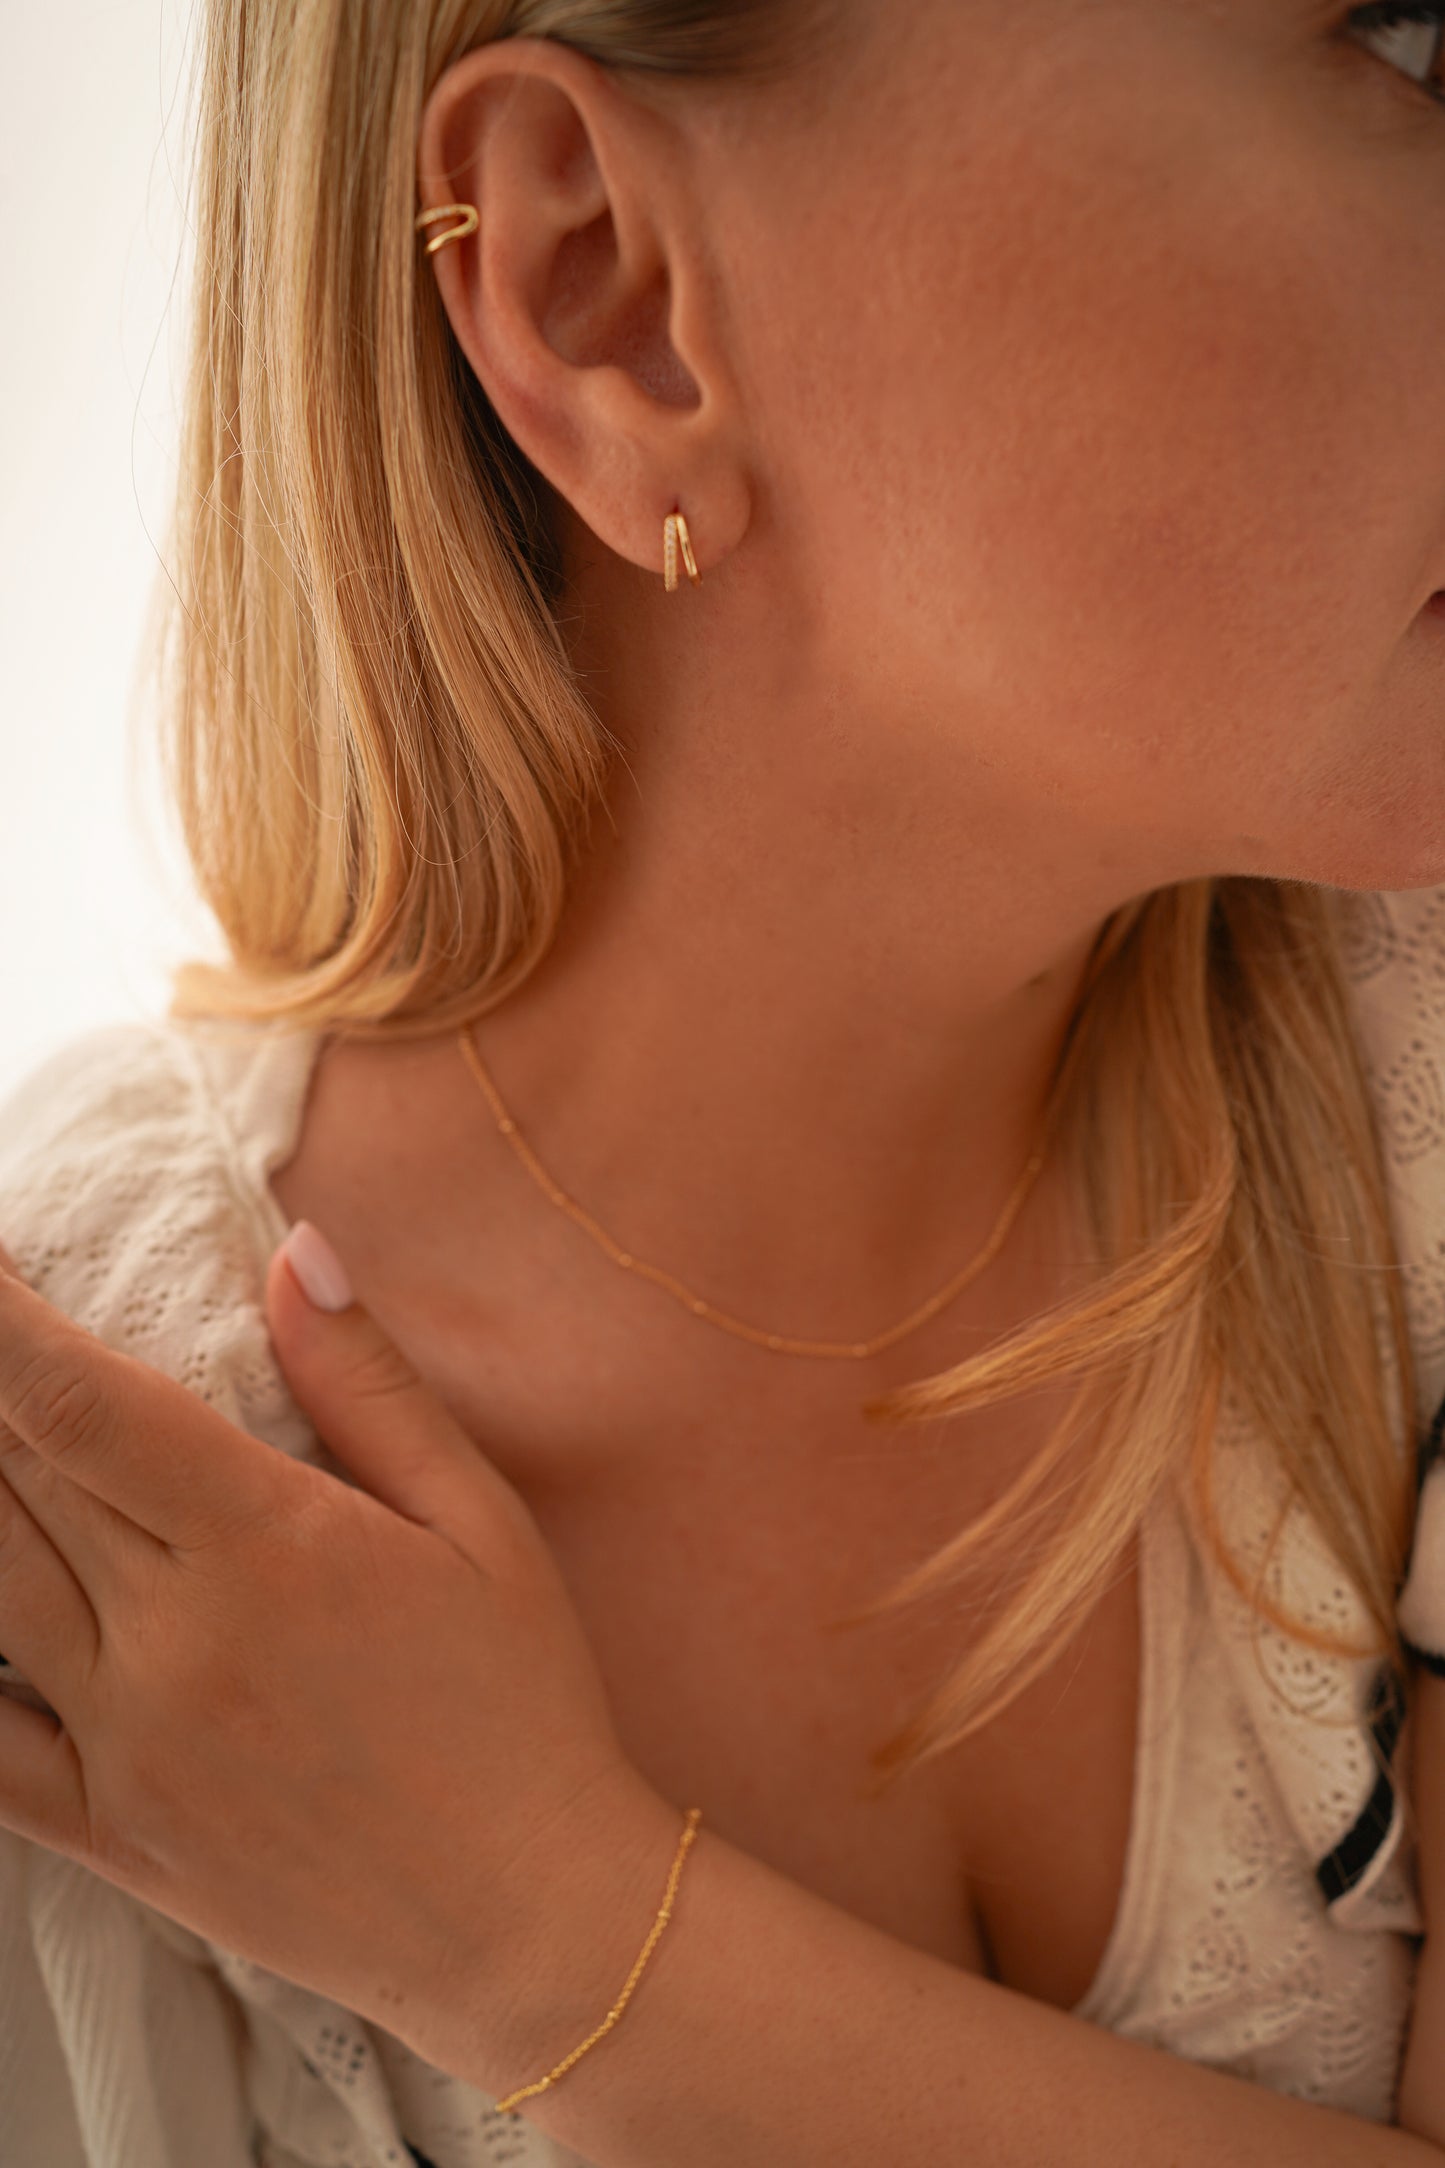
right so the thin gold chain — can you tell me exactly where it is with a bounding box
[456,1025,1051,1361]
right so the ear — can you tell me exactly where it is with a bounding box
[414,34,750,584]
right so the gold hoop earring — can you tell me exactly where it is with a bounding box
[663,509,702,593]
[414,203,479,255]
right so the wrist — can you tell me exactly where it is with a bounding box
[421,1763,694,2106]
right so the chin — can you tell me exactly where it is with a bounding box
[1223,735,1445,894]
[1295,661,1445,892]
[1254,820,1445,899]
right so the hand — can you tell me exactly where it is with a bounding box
[0,1220,667,2080]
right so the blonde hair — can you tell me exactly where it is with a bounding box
[151,0,1420,1803]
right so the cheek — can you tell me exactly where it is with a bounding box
[793,224,1324,836]
[773,68,1445,884]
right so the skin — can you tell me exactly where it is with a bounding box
[416,3,1445,2140]
[405,0,1445,1357]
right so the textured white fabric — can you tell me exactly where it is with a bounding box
[0,883,1442,2161]
[1073,1453,1419,2123]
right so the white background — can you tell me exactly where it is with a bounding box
[0,1,220,1103]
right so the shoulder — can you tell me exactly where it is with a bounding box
[1335,886,1445,1672]
[1336,883,1445,1117]
[0,1020,212,1296]
[1336,885,1445,1413]
[0,1016,323,1444]
[1337,881,1445,1136]
[0,1015,327,1713]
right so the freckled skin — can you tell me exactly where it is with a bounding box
[667,0,1445,895]
[408,0,1445,1340]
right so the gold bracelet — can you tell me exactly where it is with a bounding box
[494,1805,705,2116]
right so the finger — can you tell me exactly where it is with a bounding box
[266,1228,538,1552]
[0,1451,101,1734]
[0,1685,93,1863]
[0,1272,283,1548]
[0,1418,143,1614]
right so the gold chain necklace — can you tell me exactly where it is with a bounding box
[456,1024,1051,1361]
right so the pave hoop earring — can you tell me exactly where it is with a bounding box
[663,509,702,593]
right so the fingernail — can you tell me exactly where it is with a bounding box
[280,1220,354,1312]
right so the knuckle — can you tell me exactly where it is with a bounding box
[9,1356,106,1462]
[344,1337,420,1406]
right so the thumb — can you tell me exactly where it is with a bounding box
[265,1220,532,1548]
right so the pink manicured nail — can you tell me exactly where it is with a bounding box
[281,1220,354,1313]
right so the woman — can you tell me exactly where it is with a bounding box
[2,1,1445,2159]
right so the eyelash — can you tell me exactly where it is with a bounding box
[1343,3,1445,105]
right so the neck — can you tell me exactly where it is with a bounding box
[466,689,1163,1348]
